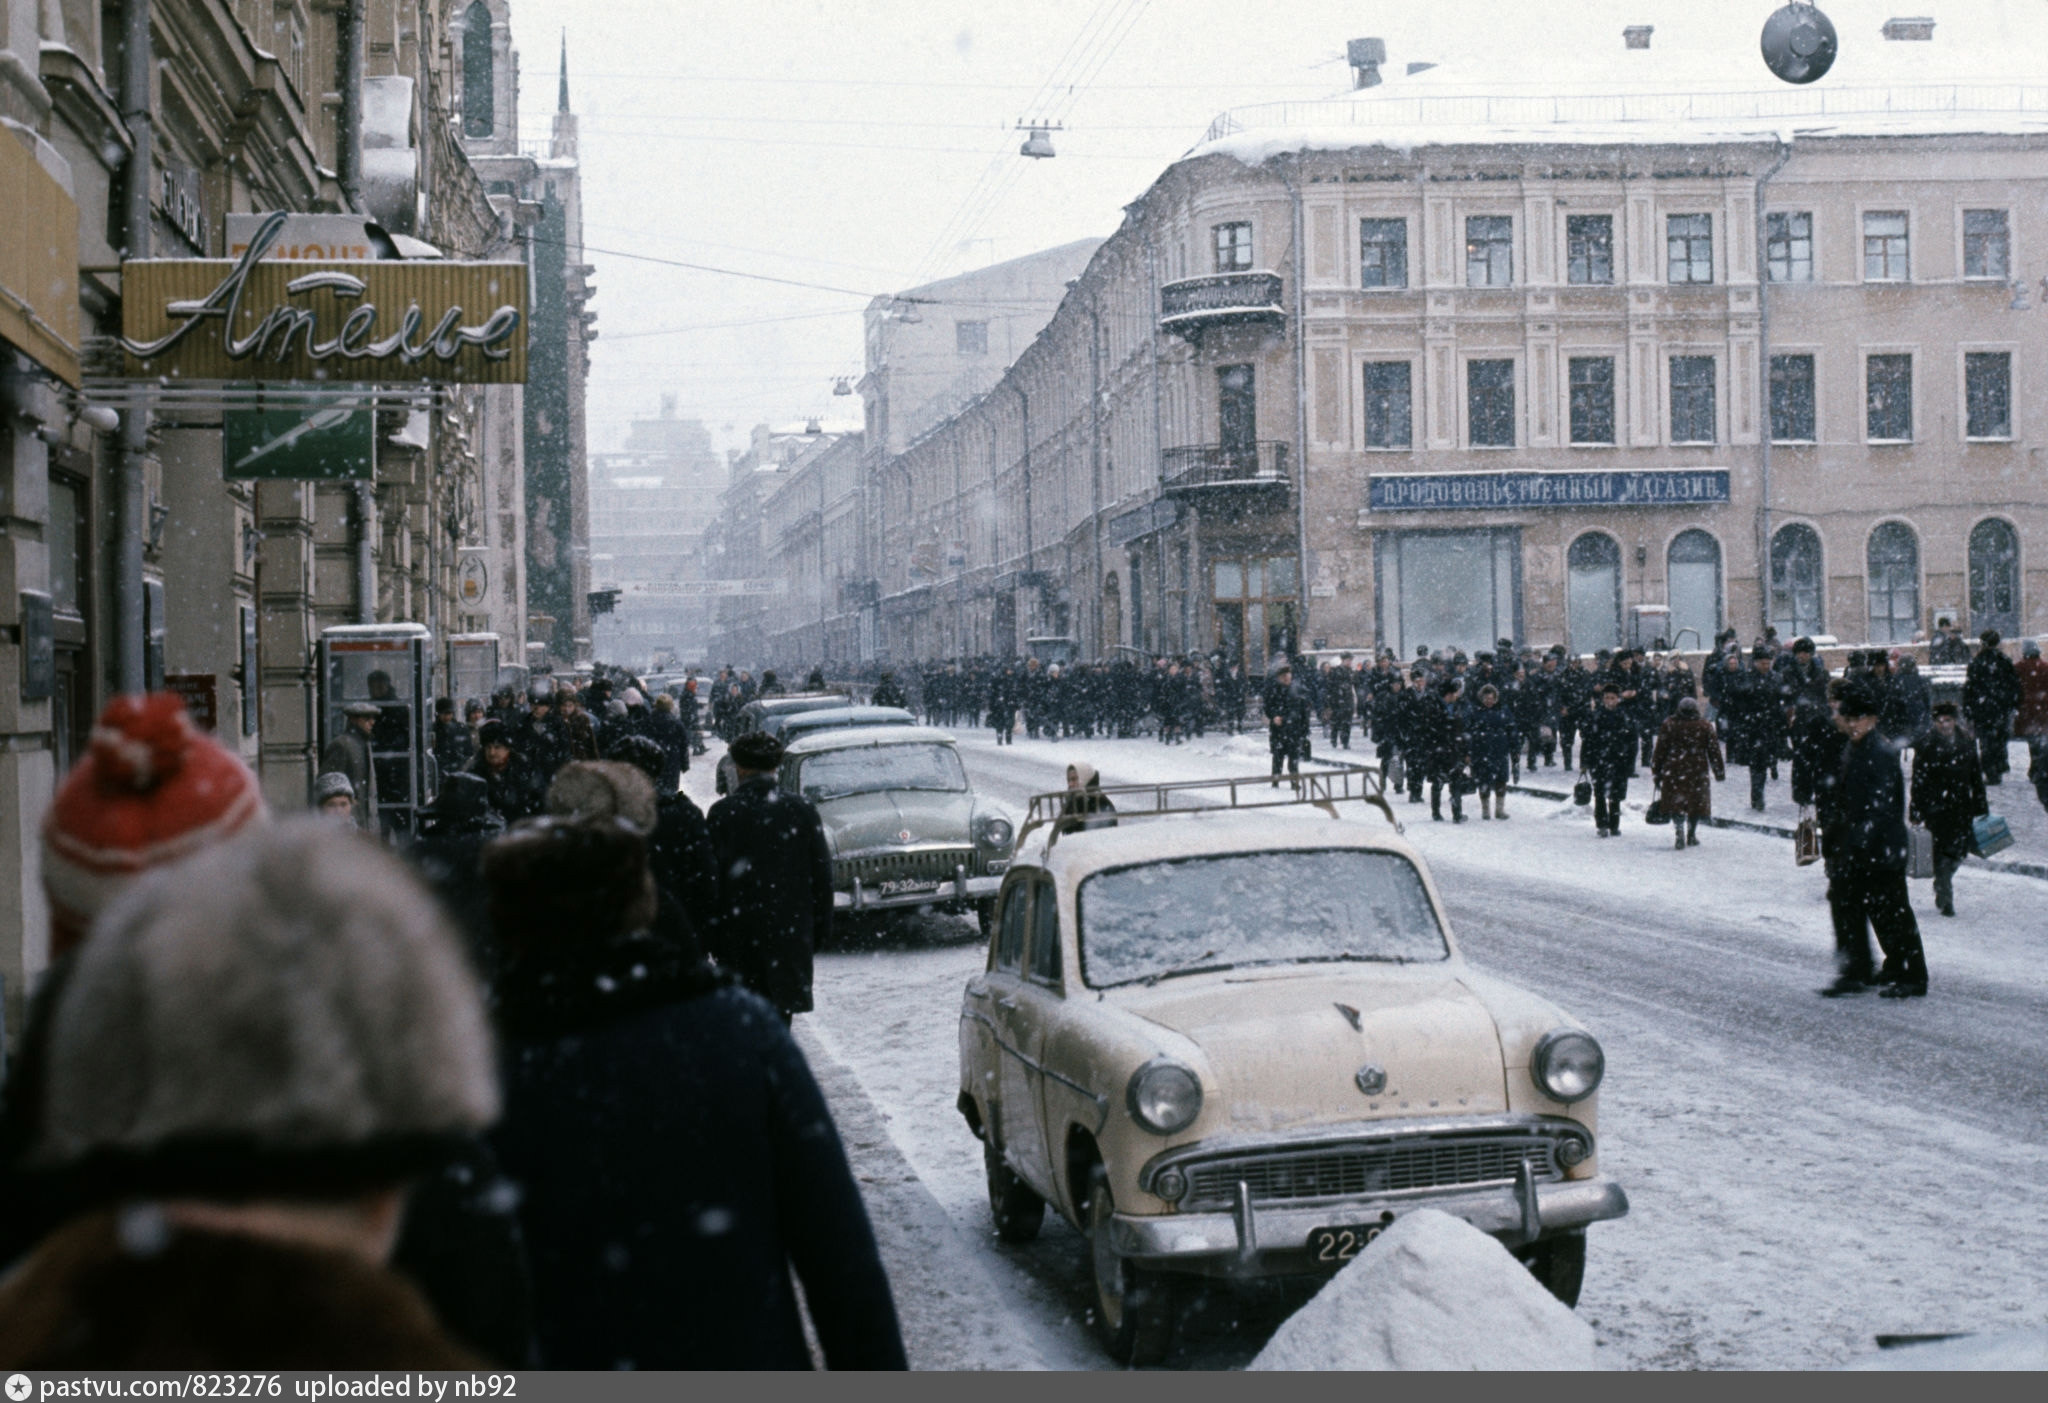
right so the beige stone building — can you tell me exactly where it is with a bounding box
[870,17,2048,676]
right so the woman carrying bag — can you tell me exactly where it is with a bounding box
[1651,697,1727,850]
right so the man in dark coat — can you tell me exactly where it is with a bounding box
[468,719,542,823]
[1324,660,1358,751]
[704,732,834,1020]
[1582,684,1638,837]
[1883,654,1933,745]
[1910,702,1988,918]
[1420,678,1470,823]
[1820,679,1929,998]
[1963,631,2021,784]
[1263,662,1313,782]
[1725,648,1787,812]
[1555,653,1592,770]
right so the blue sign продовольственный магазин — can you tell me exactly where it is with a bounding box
[1367,469,1732,512]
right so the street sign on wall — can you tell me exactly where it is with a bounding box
[122,213,526,384]
[1367,469,1732,513]
[618,579,786,597]
[222,404,375,479]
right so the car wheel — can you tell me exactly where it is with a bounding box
[1086,1166,1175,1366]
[983,1142,1044,1243]
[1520,1232,1587,1308]
[975,898,997,941]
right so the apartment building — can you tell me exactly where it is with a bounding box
[871,14,2048,674]
[588,401,727,669]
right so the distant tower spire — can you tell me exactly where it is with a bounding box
[558,29,569,113]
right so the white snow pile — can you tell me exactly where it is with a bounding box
[1842,1329,2048,1371]
[1248,1210,1596,1371]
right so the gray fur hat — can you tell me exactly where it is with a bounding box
[545,760,657,834]
[26,819,497,1200]
[312,771,355,803]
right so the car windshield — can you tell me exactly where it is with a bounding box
[1078,849,1449,988]
[797,743,968,801]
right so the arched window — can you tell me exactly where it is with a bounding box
[1969,518,2020,638]
[1865,522,1919,644]
[1666,530,1722,650]
[1770,523,1824,640]
[1567,532,1622,656]
[462,3,495,139]
[1102,572,1123,652]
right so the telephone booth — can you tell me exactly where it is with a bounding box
[319,623,436,837]
[447,633,500,706]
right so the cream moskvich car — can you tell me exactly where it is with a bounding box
[955,774,1628,1364]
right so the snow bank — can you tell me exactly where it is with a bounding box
[1842,1328,2048,1371]
[1248,1210,1596,1371]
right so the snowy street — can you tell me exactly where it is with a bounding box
[688,733,2048,1369]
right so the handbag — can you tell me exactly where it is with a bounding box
[1385,751,1405,791]
[1972,813,2015,857]
[1795,804,1822,867]
[1573,774,1593,807]
[1907,824,1935,879]
[1644,793,1671,825]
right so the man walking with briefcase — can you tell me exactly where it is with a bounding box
[1910,702,1987,918]
[1820,678,1928,998]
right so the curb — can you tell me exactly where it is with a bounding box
[1506,779,2048,881]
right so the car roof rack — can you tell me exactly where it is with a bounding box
[1017,761,1400,849]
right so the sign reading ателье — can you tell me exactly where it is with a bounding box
[1367,469,1732,512]
[120,211,526,384]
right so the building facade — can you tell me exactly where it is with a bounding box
[589,400,726,669]
[865,24,2048,676]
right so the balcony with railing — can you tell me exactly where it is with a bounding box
[1160,441,1290,508]
[1159,271,1285,343]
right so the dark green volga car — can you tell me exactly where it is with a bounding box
[780,726,1013,927]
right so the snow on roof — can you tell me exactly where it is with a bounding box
[1032,805,1415,881]
[1191,0,2048,162]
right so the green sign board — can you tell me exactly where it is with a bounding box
[222,405,375,480]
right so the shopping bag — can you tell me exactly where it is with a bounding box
[1794,805,1822,866]
[1971,813,2015,857]
[1385,752,1405,791]
[1645,792,1671,825]
[1907,824,1935,879]
[1573,774,1593,807]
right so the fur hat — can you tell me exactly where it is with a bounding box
[1752,646,1774,662]
[1678,696,1701,715]
[545,761,657,834]
[1835,678,1884,719]
[728,732,786,771]
[476,719,511,749]
[41,694,267,956]
[312,772,355,803]
[1932,701,1960,719]
[604,735,668,788]
[25,820,497,1201]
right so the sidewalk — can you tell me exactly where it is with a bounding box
[1507,739,2048,881]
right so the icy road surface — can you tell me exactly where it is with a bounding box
[690,733,2048,1369]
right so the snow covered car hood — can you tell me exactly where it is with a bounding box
[1111,965,1509,1129]
[816,788,977,855]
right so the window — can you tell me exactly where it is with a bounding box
[461,2,494,139]
[1766,211,1813,282]
[1666,214,1713,284]
[1566,215,1613,285]
[1965,351,2012,439]
[1217,363,1256,454]
[955,320,988,356]
[1866,354,1913,441]
[1866,523,1920,645]
[1364,362,1412,448]
[1213,556,1299,675]
[1029,878,1061,983]
[1669,356,1716,443]
[1359,218,1408,289]
[1963,210,2010,280]
[1466,360,1515,446]
[1864,211,1909,281]
[1770,524,1825,640]
[1567,533,1623,655]
[1465,215,1512,287]
[1667,530,1722,649]
[1568,357,1615,445]
[1770,354,1816,442]
[995,882,1029,971]
[1213,222,1253,272]
[1968,518,2021,638]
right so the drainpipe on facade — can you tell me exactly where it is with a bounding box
[339,0,375,624]
[1280,157,1312,653]
[1754,137,1791,637]
[114,0,153,693]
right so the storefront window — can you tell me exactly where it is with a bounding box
[1866,522,1920,645]
[1567,532,1623,656]
[1374,529,1520,660]
[1666,530,1722,651]
[1770,524,1825,640]
[1212,553,1299,674]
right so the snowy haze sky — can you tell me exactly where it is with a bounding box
[499,0,2048,456]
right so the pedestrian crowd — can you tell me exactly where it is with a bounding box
[0,672,908,1370]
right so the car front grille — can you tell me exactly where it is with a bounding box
[1183,1134,1562,1212]
[835,846,981,889]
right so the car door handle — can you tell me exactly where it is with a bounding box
[995,996,1019,1011]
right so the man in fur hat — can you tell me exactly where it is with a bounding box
[704,732,833,1021]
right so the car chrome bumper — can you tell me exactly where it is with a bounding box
[834,872,1001,911]
[1108,1175,1628,1277]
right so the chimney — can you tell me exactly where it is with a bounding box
[1882,17,1935,41]
[1406,61,1438,76]
[1624,25,1654,49]
[1347,38,1386,89]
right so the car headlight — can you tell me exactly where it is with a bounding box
[975,814,1014,851]
[1126,1058,1203,1135]
[1531,1029,1605,1104]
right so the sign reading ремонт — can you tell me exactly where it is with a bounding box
[1368,469,1732,512]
